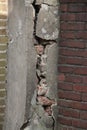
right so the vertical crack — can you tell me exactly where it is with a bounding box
[20,1,58,129]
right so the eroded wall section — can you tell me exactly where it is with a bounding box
[4,0,59,130]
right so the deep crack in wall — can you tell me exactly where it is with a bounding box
[4,0,59,130]
[21,0,59,130]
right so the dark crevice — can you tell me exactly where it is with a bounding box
[32,0,41,37]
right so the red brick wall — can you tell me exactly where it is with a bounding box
[58,0,87,129]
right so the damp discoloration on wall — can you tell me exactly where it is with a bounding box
[4,0,59,130]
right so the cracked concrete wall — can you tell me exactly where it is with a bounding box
[3,0,59,130]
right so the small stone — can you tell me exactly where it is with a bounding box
[37,96,55,106]
[40,63,47,72]
[36,0,43,5]
[35,45,44,55]
[37,85,47,96]
[44,106,52,116]
[39,79,47,87]
[44,0,58,6]
[41,54,47,64]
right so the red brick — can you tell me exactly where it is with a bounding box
[58,99,72,108]
[76,31,87,39]
[58,116,72,126]
[73,85,87,93]
[60,0,87,3]
[80,111,87,120]
[72,119,87,129]
[58,73,65,81]
[58,90,81,101]
[59,66,75,73]
[59,107,80,118]
[61,22,85,31]
[68,4,86,12]
[74,67,87,75]
[60,31,75,39]
[60,4,67,12]
[59,40,85,49]
[72,102,87,111]
[82,93,87,102]
[59,48,87,58]
[61,13,75,21]
[75,13,87,21]
[59,56,83,66]
[58,100,87,111]
[58,82,73,91]
[65,75,82,83]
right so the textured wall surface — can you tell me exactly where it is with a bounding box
[59,0,87,129]
[0,0,7,129]
[4,0,59,130]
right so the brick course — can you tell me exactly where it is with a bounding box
[59,1,87,129]
[0,0,7,129]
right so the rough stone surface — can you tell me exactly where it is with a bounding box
[36,0,58,6]
[4,0,59,130]
[36,4,58,40]
[4,1,36,130]
[36,0,43,5]
[45,43,58,99]
[44,0,58,6]
[45,43,58,130]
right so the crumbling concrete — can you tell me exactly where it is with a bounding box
[3,0,36,130]
[3,0,59,130]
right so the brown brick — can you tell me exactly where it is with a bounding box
[0,124,3,130]
[0,115,4,122]
[0,99,5,106]
[0,68,6,74]
[0,45,7,51]
[0,90,6,97]
[0,84,5,89]
[0,14,7,19]
[0,29,7,35]
[0,36,8,44]
[0,61,6,67]
[0,4,7,12]
[0,107,5,113]
[0,76,6,81]
[0,21,6,27]
[0,53,6,59]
